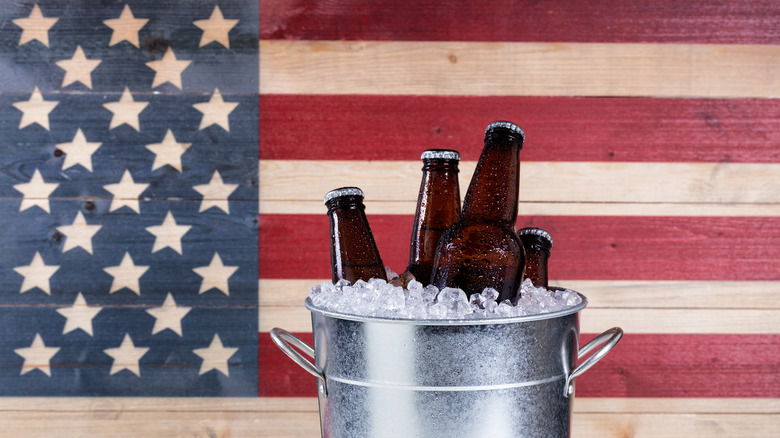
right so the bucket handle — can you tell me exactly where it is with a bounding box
[565,327,623,397]
[270,327,325,382]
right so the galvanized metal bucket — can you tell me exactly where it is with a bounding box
[271,292,622,438]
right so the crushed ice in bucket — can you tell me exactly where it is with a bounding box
[309,270,582,320]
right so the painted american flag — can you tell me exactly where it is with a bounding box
[1,0,778,436]
[1,0,258,399]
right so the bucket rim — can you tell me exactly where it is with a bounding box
[305,291,588,326]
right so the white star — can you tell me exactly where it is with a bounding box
[12,4,58,47]
[55,46,102,89]
[14,334,59,376]
[145,129,191,172]
[103,252,149,295]
[56,293,102,336]
[193,253,238,295]
[145,47,191,89]
[103,87,148,131]
[13,87,59,130]
[13,252,59,295]
[13,169,59,213]
[146,293,192,336]
[103,4,148,48]
[146,211,191,255]
[193,170,238,214]
[104,334,149,377]
[57,211,102,254]
[193,6,238,49]
[56,128,102,171]
[193,334,238,376]
[193,89,238,131]
[102,170,149,213]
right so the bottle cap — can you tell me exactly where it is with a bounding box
[421,149,461,161]
[323,187,364,204]
[517,227,553,248]
[485,120,525,141]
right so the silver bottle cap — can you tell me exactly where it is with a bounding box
[323,187,364,204]
[485,120,525,141]
[421,149,461,161]
[517,227,553,248]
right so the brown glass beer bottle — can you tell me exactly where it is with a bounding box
[517,227,553,289]
[324,187,387,284]
[406,149,462,285]
[431,121,526,302]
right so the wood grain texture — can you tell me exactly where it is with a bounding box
[253,0,780,436]
[260,0,780,44]
[258,214,780,281]
[259,95,780,163]
[259,306,780,334]
[259,199,780,217]
[259,160,780,205]
[0,0,260,401]
[260,200,780,217]
[572,413,780,438]
[0,398,777,437]
[259,332,780,397]
[1,201,257,304]
[260,41,780,98]
[0,2,259,94]
[259,279,780,309]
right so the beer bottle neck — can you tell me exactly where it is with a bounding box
[409,159,461,282]
[418,160,461,218]
[461,135,521,224]
[422,159,459,173]
[326,195,365,215]
[325,195,386,283]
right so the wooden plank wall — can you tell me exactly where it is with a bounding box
[1,0,261,436]
[1,0,778,437]
[256,1,780,437]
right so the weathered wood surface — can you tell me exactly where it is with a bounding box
[260,0,780,44]
[260,160,780,205]
[260,95,780,163]
[259,214,780,281]
[1,398,778,437]
[261,279,779,309]
[0,2,258,94]
[255,0,780,434]
[2,0,778,435]
[0,0,260,412]
[260,41,780,98]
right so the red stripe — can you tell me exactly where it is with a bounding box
[259,332,780,398]
[260,0,780,44]
[259,96,780,163]
[259,214,780,281]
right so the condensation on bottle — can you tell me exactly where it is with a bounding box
[324,187,387,284]
[406,149,462,285]
[431,121,526,302]
[517,227,553,290]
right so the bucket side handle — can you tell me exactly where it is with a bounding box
[565,327,623,398]
[270,327,325,382]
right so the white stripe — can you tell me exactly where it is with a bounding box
[260,279,780,310]
[260,305,780,334]
[259,160,780,214]
[260,41,780,98]
[259,279,780,334]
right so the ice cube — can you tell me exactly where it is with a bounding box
[308,275,582,320]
